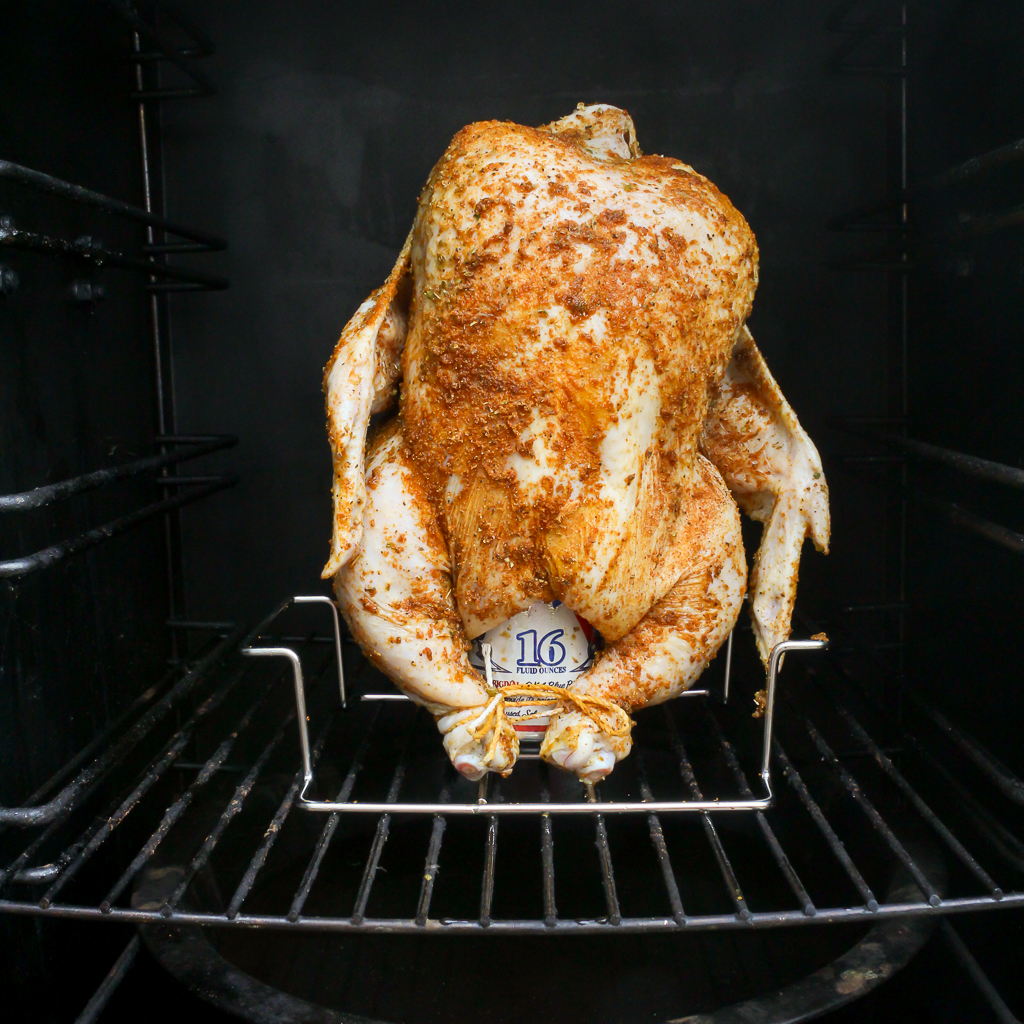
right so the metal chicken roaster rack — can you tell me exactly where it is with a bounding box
[244,595,828,817]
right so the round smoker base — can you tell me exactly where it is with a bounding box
[136,854,942,1024]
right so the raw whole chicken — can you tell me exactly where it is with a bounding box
[322,105,829,783]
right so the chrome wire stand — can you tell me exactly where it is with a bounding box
[244,596,827,816]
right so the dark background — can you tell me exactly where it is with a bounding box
[2,1,1024,1021]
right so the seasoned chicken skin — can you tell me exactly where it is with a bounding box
[323,105,829,782]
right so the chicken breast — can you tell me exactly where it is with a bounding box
[324,105,829,782]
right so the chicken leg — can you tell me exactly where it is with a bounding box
[334,420,517,780]
[541,455,746,781]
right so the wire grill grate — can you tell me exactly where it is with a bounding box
[0,596,1021,934]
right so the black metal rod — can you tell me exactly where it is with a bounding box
[588,793,622,926]
[7,891,1024,933]
[133,88,205,100]
[922,136,1024,192]
[167,620,237,632]
[838,66,908,77]
[843,602,905,612]
[940,920,1023,1024]
[11,819,97,887]
[415,784,451,926]
[146,281,213,292]
[144,241,215,254]
[802,715,942,907]
[665,709,751,921]
[38,728,195,906]
[796,616,1024,872]
[833,456,1024,557]
[0,225,228,288]
[128,7,213,62]
[99,673,279,912]
[831,138,1024,217]
[0,474,237,579]
[831,702,1002,896]
[903,734,1024,873]
[0,628,241,826]
[131,50,205,62]
[240,596,297,648]
[36,672,253,902]
[835,424,1024,490]
[538,781,558,928]
[910,693,1024,805]
[73,934,140,1024]
[826,8,888,68]
[0,644,211,840]
[899,435,1024,488]
[0,160,225,247]
[165,692,307,917]
[829,249,913,272]
[156,4,216,56]
[225,720,335,920]
[934,203,1024,242]
[704,707,816,916]
[0,435,236,512]
[828,196,903,232]
[12,864,62,885]
[636,757,686,926]
[287,707,382,922]
[107,0,215,96]
[157,475,232,486]
[774,740,879,910]
[479,811,498,927]
[918,494,1024,555]
[349,718,417,925]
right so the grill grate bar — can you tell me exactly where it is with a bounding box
[774,740,879,911]
[807,634,1024,873]
[539,781,557,927]
[0,474,236,579]
[225,719,335,920]
[164,683,316,916]
[0,657,187,840]
[479,812,499,926]
[349,717,418,925]
[99,671,280,913]
[803,715,942,907]
[904,733,1024,872]
[14,893,1024,933]
[828,697,1003,897]
[666,709,751,920]
[73,934,140,1024]
[940,920,1023,1024]
[636,756,686,925]
[910,693,1024,806]
[288,706,382,922]
[8,662,247,897]
[39,731,192,908]
[586,783,622,925]
[0,629,241,827]
[415,783,452,925]
[705,706,816,916]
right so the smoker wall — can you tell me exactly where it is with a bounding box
[2,2,1024,1022]
[903,3,1024,760]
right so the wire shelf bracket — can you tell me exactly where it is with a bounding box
[244,601,827,816]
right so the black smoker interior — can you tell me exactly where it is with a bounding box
[2,2,1024,1021]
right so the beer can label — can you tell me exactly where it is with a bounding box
[469,601,596,733]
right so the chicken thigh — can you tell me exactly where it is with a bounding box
[323,105,829,782]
